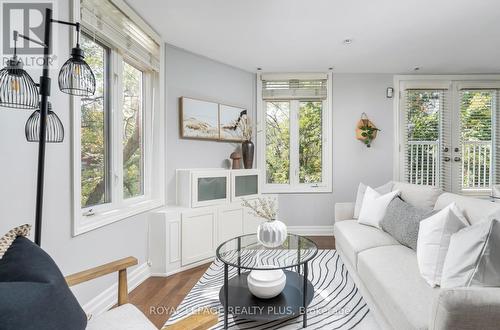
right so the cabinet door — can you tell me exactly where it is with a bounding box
[217,206,244,245]
[243,208,265,235]
[181,209,216,266]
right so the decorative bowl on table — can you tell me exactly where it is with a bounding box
[247,268,286,299]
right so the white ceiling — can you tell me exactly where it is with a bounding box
[126,0,500,74]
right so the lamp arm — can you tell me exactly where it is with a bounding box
[16,31,47,48]
[50,20,81,47]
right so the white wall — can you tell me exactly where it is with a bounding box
[165,45,256,204]
[279,74,395,226]
[0,0,153,306]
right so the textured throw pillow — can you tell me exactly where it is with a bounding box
[0,224,31,259]
[417,203,469,287]
[354,181,393,219]
[441,219,500,288]
[392,181,443,209]
[358,187,400,228]
[0,236,87,330]
[380,197,436,250]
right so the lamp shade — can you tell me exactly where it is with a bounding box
[58,47,96,97]
[0,59,39,109]
[25,102,64,143]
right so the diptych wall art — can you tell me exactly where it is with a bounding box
[180,97,247,142]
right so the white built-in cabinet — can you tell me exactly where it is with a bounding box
[148,168,270,276]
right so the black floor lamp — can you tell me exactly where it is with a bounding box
[0,8,96,246]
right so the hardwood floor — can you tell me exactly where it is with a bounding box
[129,236,335,329]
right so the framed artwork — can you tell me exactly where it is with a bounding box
[219,104,246,142]
[180,97,220,140]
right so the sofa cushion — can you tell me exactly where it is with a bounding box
[358,245,439,330]
[86,303,157,330]
[392,181,443,210]
[0,237,87,330]
[334,220,399,269]
[354,181,393,219]
[435,192,500,225]
[381,197,436,250]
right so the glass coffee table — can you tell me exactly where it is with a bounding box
[216,233,318,329]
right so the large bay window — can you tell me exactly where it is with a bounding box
[258,73,332,193]
[73,0,164,235]
[396,76,500,195]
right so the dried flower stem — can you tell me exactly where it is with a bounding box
[242,197,277,221]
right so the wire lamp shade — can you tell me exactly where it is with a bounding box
[0,59,40,109]
[58,47,96,96]
[25,102,64,143]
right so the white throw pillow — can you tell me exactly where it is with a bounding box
[441,219,500,288]
[358,187,400,228]
[417,203,469,287]
[354,182,393,219]
[392,181,443,210]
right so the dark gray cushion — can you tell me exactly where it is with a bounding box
[380,197,435,250]
[0,236,87,330]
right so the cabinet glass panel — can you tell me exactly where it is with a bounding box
[197,177,227,201]
[235,175,258,197]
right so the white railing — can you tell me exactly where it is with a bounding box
[407,140,491,190]
[462,141,491,189]
[407,141,439,186]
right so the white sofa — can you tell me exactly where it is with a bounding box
[334,189,500,330]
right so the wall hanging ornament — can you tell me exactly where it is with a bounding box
[356,112,380,148]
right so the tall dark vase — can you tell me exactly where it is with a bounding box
[242,140,254,169]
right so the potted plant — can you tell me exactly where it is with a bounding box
[356,112,380,147]
[242,197,287,248]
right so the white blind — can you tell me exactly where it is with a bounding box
[403,89,449,188]
[262,79,327,100]
[80,0,160,71]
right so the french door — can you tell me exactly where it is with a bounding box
[399,79,500,195]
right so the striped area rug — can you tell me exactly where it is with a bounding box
[165,250,378,329]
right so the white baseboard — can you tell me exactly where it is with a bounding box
[82,262,151,318]
[287,225,334,236]
[151,258,214,277]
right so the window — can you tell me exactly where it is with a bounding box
[258,73,332,193]
[397,77,500,195]
[73,0,163,235]
[81,35,110,208]
[122,61,144,198]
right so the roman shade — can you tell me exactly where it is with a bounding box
[80,0,161,71]
[261,73,328,100]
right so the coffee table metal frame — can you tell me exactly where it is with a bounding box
[216,233,318,329]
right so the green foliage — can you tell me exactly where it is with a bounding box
[299,101,322,183]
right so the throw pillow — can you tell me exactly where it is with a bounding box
[0,236,87,330]
[417,203,469,287]
[358,187,400,228]
[380,197,436,250]
[392,181,443,210]
[353,181,393,219]
[441,219,500,288]
[0,224,31,259]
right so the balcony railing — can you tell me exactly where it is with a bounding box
[407,140,491,190]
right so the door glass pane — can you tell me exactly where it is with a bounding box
[122,61,144,198]
[198,177,227,201]
[235,175,258,197]
[81,35,109,208]
[299,101,322,183]
[405,90,441,186]
[266,101,290,184]
[460,90,492,191]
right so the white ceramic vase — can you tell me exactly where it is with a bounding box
[247,268,286,299]
[257,219,287,248]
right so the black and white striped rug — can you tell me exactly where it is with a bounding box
[165,250,378,329]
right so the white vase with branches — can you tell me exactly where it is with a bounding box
[242,197,287,248]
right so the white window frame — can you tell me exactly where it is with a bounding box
[393,74,500,195]
[257,72,333,193]
[71,0,165,236]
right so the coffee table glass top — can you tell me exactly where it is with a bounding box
[216,233,318,270]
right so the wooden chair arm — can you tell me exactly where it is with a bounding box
[162,308,218,330]
[65,256,138,306]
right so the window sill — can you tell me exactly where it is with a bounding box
[262,185,332,194]
[73,198,164,236]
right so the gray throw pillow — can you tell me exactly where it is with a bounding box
[380,197,435,250]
